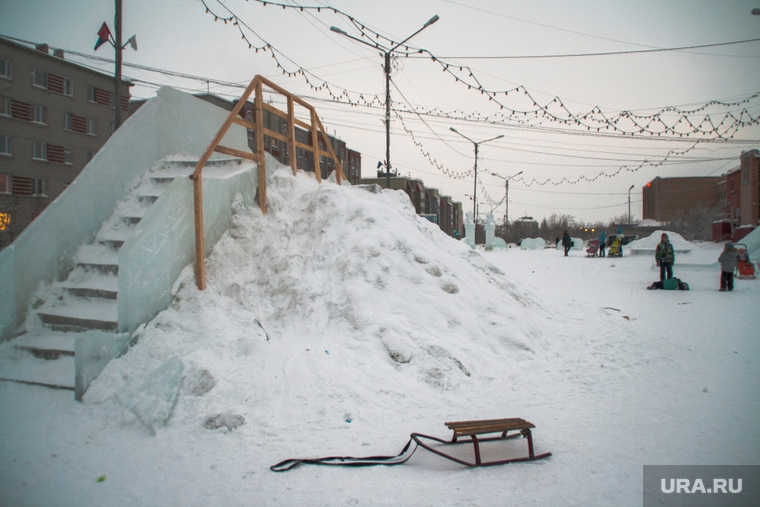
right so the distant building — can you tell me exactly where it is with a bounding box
[510,216,539,242]
[738,149,759,227]
[642,149,759,242]
[0,37,132,249]
[642,176,722,223]
[359,175,463,238]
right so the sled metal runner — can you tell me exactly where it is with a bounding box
[270,417,551,472]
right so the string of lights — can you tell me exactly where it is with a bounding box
[204,0,760,140]
[196,0,759,190]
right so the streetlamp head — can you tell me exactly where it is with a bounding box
[425,15,440,27]
[516,170,524,176]
[330,26,347,35]
[449,127,457,132]
[629,184,635,190]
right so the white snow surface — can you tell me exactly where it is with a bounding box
[1,167,758,506]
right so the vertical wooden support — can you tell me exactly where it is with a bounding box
[309,110,321,182]
[192,176,206,290]
[287,96,297,176]
[254,79,267,214]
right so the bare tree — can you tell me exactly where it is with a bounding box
[665,204,723,241]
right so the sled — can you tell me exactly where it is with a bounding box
[586,239,600,257]
[734,244,756,279]
[608,237,623,257]
[439,418,553,466]
[270,417,551,471]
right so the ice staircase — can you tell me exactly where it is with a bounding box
[0,158,240,392]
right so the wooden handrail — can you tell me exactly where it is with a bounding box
[190,75,345,289]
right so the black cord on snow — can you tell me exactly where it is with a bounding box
[270,432,496,472]
[270,435,419,472]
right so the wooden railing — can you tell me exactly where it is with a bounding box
[190,75,345,289]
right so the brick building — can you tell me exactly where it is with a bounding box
[0,37,132,249]
[642,175,722,222]
[642,149,759,241]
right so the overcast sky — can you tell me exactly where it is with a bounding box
[2,0,759,224]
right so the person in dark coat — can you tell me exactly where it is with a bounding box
[654,233,675,281]
[718,242,739,291]
[561,230,572,256]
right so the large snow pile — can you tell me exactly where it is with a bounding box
[86,166,548,420]
[628,229,694,251]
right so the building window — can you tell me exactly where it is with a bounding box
[87,118,97,135]
[32,69,46,88]
[0,173,9,193]
[32,178,47,196]
[0,97,9,116]
[0,58,10,79]
[0,135,11,156]
[33,141,47,161]
[64,77,73,97]
[32,104,46,124]
[0,212,10,231]
[64,147,71,164]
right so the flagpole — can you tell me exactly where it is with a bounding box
[114,0,123,130]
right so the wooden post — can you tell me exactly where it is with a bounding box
[310,110,321,182]
[254,79,267,213]
[192,176,206,290]
[287,96,297,176]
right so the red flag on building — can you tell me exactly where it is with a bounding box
[94,22,111,51]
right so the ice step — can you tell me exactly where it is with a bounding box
[0,342,75,391]
[37,297,118,332]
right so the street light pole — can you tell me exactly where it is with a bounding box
[490,170,523,242]
[331,15,439,189]
[628,184,635,224]
[450,128,503,224]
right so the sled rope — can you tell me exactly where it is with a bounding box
[270,434,421,472]
[270,421,552,472]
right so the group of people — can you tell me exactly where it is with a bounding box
[559,230,743,291]
[655,232,741,291]
[560,229,610,257]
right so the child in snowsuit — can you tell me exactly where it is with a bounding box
[654,233,675,281]
[718,242,739,291]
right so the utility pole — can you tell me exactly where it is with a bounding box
[628,184,634,224]
[331,15,439,188]
[450,128,503,223]
[114,0,123,130]
[490,170,522,242]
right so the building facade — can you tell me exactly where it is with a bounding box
[642,176,722,222]
[359,175,463,238]
[0,37,132,249]
[739,149,759,227]
[642,149,759,241]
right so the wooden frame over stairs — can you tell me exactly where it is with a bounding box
[190,75,346,290]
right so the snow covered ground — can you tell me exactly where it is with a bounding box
[1,167,758,506]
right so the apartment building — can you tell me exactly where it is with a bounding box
[0,37,132,249]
